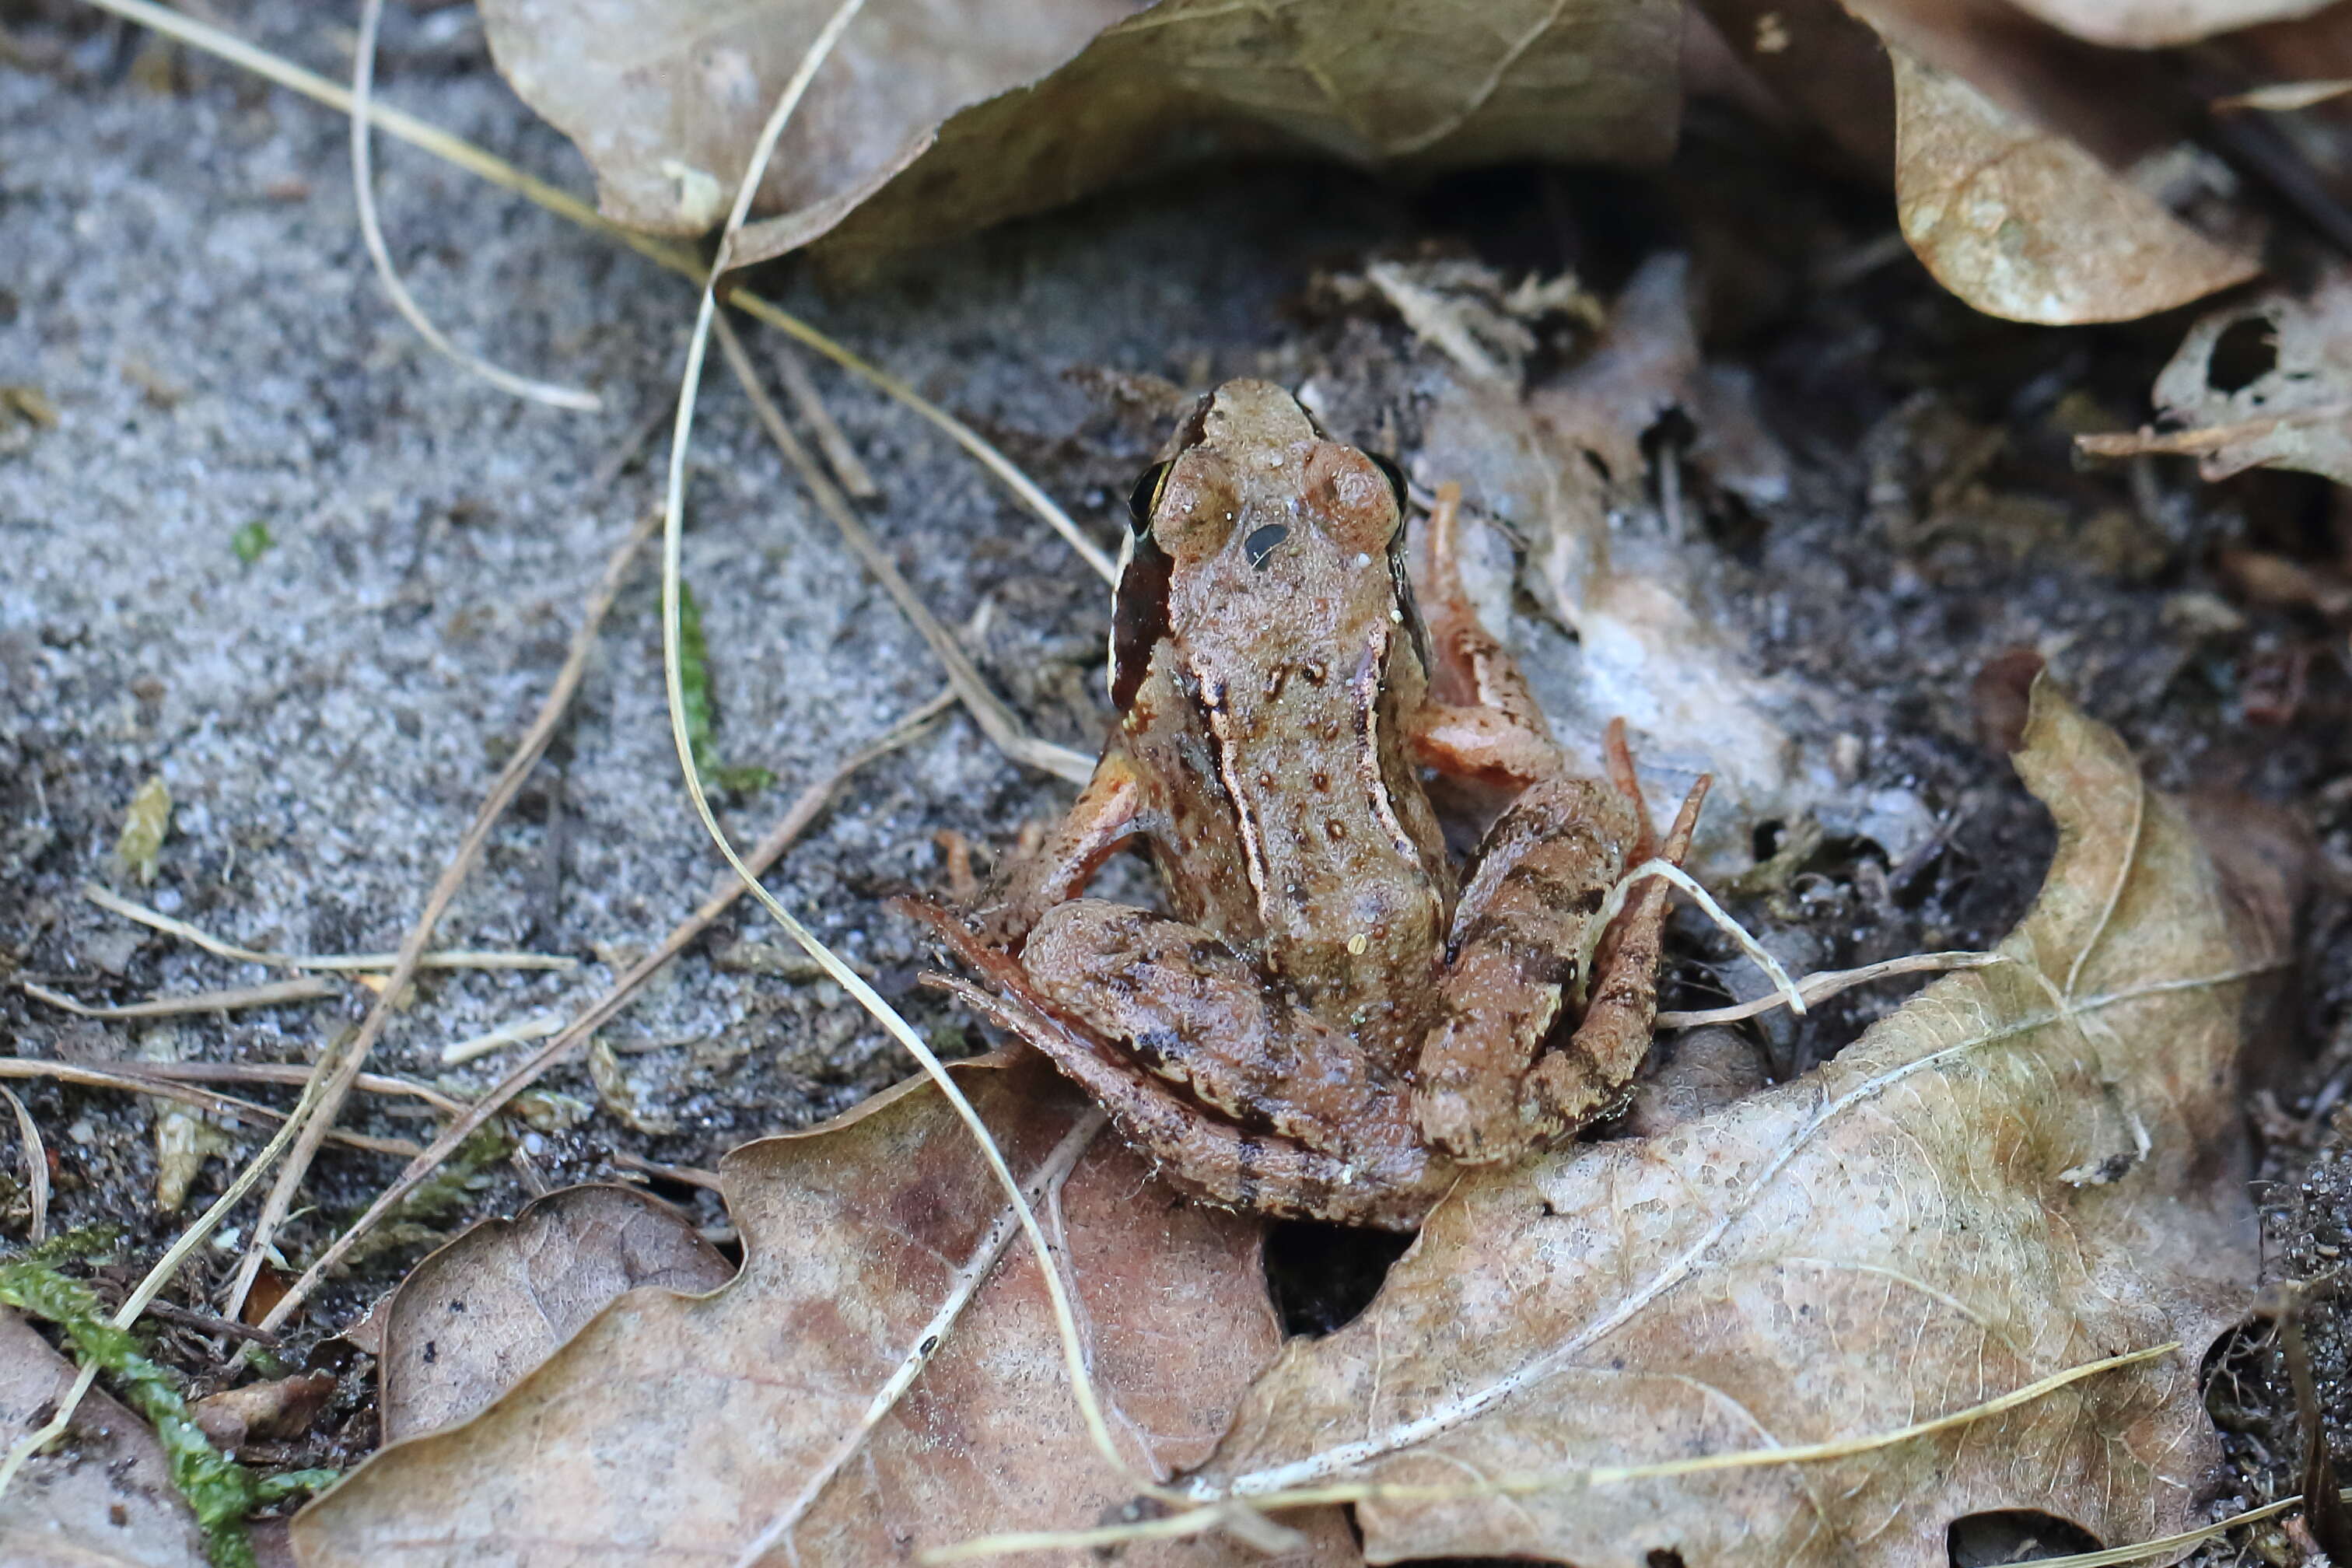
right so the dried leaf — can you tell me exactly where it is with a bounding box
[115,775,172,887]
[1891,50,2260,324]
[2140,271,2352,485]
[292,1057,1355,1565]
[0,1307,208,1568]
[1416,255,1930,876]
[376,1185,733,1443]
[2004,0,2335,49]
[1188,681,2273,1563]
[191,1373,338,1451]
[478,0,1682,268]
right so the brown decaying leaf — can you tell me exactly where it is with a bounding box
[2142,271,2352,485]
[2003,0,2335,50]
[479,0,1682,269]
[376,1185,734,1443]
[0,1309,207,1568]
[192,1371,338,1451]
[1186,681,2273,1564]
[292,1055,1355,1566]
[1413,254,1926,877]
[1890,49,2260,324]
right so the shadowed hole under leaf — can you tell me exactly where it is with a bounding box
[1946,1508,2100,1565]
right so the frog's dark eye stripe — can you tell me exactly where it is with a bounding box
[1126,460,1173,534]
[1367,453,1409,513]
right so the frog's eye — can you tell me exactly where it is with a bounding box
[1367,453,1409,514]
[1126,461,1173,534]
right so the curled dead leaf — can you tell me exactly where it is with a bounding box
[480,0,1684,269]
[292,1056,1354,1565]
[1181,680,2275,1563]
[2135,271,2352,485]
[375,1185,734,1443]
[1891,49,2260,324]
[191,1371,338,1451]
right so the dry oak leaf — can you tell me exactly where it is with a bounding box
[2144,269,2352,485]
[2002,0,2336,49]
[478,0,1682,270]
[291,1055,1355,1566]
[375,1184,734,1443]
[1185,680,2275,1565]
[1892,50,2259,324]
[0,1308,207,1568]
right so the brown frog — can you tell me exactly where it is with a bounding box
[900,380,1705,1229]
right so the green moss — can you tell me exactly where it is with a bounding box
[0,1258,335,1568]
[677,580,773,796]
[229,520,273,564]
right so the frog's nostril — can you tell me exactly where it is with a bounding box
[1243,523,1289,569]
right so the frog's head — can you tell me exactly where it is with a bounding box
[1110,381,1412,705]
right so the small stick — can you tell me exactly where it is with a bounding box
[99,1060,468,1116]
[606,1150,725,1192]
[771,339,879,498]
[225,509,657,1318]
[441,1011,566,1066]
[1,1089,49,1244]
[79,884,574,972]
[140,1298,282,1346]
[254,688,957,1333]
[22,976,339,1019]
[0,1061,418,1157]
[1657,950,2007,1028]
[2076,403,2352,460]
[713,313,1091,786]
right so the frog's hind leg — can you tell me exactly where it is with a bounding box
[1412,775,1640,1164]
[1520,771,1710,1137]
[922,970,1441,1231]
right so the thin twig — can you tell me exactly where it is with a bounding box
[0,1061,418,1157]
[1656,951,2006,1028]
[2076,403,2352,460]
[225,510,657,1318]
[713,313,1092,786]
[348,0,597,409]
[0,1089,49,1245]
[139,1298,282,1346]
[605,1150,724,1192]
[441,1011,566,1066]
[79,884,573,972]
[74,0,1109,584]
[256,688,956,1332]
[101,1060,468,1116]
[22,976,340,1019]
[771,339,879,497]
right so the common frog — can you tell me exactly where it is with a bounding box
[901,380,1704,1229]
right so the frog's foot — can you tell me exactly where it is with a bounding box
[1517,772,1710,1137]
[923,971,1445,1231]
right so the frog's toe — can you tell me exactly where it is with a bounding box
[1411,1075,1532,1165]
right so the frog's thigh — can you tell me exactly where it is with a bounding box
[1024,899,1378,1157]
[1413,776,1636,1164]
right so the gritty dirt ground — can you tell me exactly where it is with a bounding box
[3,0,2350,1541]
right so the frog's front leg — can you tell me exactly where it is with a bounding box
[962,751,1143,947]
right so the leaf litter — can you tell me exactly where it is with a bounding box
[1176,681,2279,1563]
[9,0,2342,1560]
[292,1055,1355,1566]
